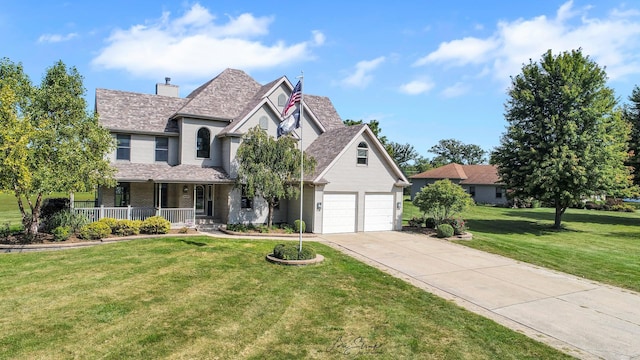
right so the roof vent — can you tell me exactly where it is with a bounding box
[165,77,171,85]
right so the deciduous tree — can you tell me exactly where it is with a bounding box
[492,49,633,228]
[623,85,640,187]
[429,139,487,165]
[235,126,316,227]
[412,179,473,222]
[0,58,115,236]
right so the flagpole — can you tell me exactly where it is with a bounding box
[298,71,304,256]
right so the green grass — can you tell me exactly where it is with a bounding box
[0,237,570,359]
[0,192,94,229]
[404,197,640,292]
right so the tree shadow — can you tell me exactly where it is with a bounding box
[506,210,639,227]
[180,239,207,247]
[467,218,581,236]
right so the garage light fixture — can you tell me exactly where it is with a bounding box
[396,202,401,210]
[316,202,322,211]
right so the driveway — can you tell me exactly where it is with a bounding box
[319,231,640,360]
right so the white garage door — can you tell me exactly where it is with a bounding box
[322,194,356,234]
[364,194,394,231]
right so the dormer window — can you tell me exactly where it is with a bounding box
[357,142,368,165]
[196,127,210,158]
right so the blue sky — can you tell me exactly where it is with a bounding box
[2,1,640,159]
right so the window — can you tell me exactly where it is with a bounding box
[115,183,130,207]
[154,183,168,208]
[116,134,130,160]
[259,116,268,130]
[277,94,286,106]
[196,128,210,158]
[496,187,503,199]
[357,142,368,165]
[155,137,168,162]
[241,185,253,209]
[469,186,476,197]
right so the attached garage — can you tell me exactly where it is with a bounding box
[364,194,394,231]
[322,193,356,234]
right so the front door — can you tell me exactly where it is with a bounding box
[195,185,205,215]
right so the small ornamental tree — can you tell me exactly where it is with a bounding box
[235,126,316,227]
[412,179,473,223]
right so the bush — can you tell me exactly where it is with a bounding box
[436,224,454,238]
[98,217,119,234]
[178,226,190,234]
[424,217,437,229]
[79,221,111,240]
[52,226,71,242]
[0,223,11,238]
[408,216,423,228]
[272,243,316,260]
[40,198,70,221]
[443,217,466,235]
[294,219,306,233]
[113,219,141,236]
[44,211,90,233]
[256,224,270,233]
[141,216,170,234]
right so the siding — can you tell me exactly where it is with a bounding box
[179,118,227,167]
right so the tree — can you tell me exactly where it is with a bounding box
[429,139,487,165]
[412,179,473,222]
[622,85,640,187]
[343,119,388,148]
[235,126,316,227]
[0,58,115,237]
[492,49,633,229]
[387,141,418,168]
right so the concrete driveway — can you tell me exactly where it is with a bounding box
[319,231,640,360]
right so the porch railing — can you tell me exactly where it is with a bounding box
[71,205,195,226]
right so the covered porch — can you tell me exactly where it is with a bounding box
[73,163,233,228]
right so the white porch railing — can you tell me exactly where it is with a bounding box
[72,205,195,226]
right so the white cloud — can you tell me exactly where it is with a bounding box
[91,3,323,79]
[415,1,640,84]
[399,79,434,95]
[38,32,78,43]
[341,56,386,88]
[441,82,471,98]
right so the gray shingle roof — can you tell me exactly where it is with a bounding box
[96,88,187,133]
[113,163,231,183]
[304,95,344,131]
[304,124,366,181]
[177,69,262,120]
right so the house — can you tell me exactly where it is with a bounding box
[83,69,410,233]
[409,163,507,205]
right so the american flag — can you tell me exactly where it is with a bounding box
[281,80,302,118]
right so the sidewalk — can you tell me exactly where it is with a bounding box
[319,231,640,360]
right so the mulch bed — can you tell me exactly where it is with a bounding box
[402,226,473,240]
[0,228,200,245]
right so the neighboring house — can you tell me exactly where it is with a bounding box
[409,163,507,205]
[84,69,410,233]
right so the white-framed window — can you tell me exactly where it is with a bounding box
[115,182,130,207]
[196,128,210,158]
[155,137,168,162]
[357,142,368,165]
[277,94,286,106]
[116,134,131,160]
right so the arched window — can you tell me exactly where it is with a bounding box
[259,116,269,130]
[196,128,210,158]
[278,94,287,106]
[357,142,368,165]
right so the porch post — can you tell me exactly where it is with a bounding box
[127,205,132,220]
[69,192,75,209]
[100,205,104,219]
[157,183,162,217]
[192,185,196,226]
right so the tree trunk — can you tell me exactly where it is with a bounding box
[554,204,566,229]
[267,202,274,228]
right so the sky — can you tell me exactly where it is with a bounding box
[2,0,640,159]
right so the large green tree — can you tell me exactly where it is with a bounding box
[412,179,473,222]
[492,49,633,229]
[622,85,640,187]
[429,139,487,165]
[235,126,316,227]
[0,58,115,236]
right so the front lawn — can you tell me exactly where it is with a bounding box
[0,237,570,359]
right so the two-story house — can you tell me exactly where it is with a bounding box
[87,69,409,233]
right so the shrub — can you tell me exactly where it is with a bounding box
[256,224,270,233]
[141,216,170,234]
[436,224,454,238]
[294,219,306,233]
[98,217,119,234]
[424,217,437,229]
[178,226,190,234]
[44,211,89,233]
[0,223,11,238]
[40,198,70,221]
[443,217,467,235]
[52,226,71,242]
[78,221,111,240]
[272,243,316,260]
[113,219,141,236]
[413,179,474,222]
[408,216,423,228]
